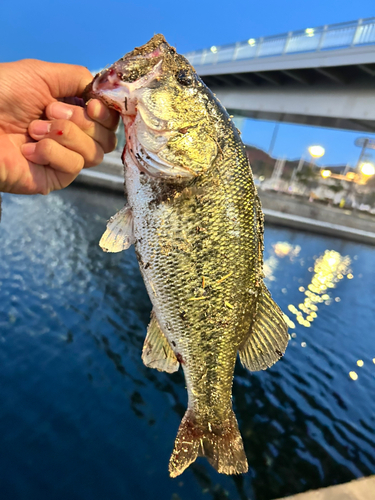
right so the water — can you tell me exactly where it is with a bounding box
[0,187,374,500]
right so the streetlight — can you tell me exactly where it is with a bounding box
[321,170,331,178]
[360,162,375,176]
[308,145,326,164]
[308,145,325,170]
[308,145,325,159]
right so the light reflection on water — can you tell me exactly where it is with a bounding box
[0,187,374,500]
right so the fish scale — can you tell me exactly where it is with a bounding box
[85,33,288,478]
[128,126,258,441]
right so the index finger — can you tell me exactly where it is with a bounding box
[41,62,93,98]
[86,99,120,131]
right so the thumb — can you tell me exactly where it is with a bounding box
[42,62,93,98]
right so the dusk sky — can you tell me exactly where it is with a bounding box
[2,0,375,167]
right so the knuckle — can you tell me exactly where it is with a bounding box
[48,119,69,138]
[37,138,55,160]
[74,154,85,173]
[95,130,116,154]
[85,119,96,135]
[104,132,117,153]
[90,148,104,167]
[60,119,74,136]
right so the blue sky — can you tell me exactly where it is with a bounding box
[238,119,375,168]
[2,0,375,166]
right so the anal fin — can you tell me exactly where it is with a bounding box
[142,311,179,373]
[239,283,289,371]
[99,205,135,253]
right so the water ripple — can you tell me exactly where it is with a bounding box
[0,187,374,500]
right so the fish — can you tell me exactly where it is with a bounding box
[84,34,289,478]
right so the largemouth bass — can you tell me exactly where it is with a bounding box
[84,35,288,477]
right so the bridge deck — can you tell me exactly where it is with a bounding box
[184,18,375,132]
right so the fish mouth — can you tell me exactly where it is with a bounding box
[83,35,197,179]
[83,34,170,115]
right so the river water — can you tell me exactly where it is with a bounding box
[0,186,374,500]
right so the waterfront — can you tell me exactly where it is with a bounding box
[0,187,374,500]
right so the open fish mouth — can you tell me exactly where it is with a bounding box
[89,59,163,116]
[83,35,203,179]
[83,34,171,116]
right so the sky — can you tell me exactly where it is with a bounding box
[1,0,375,166]
[238,119,375,168]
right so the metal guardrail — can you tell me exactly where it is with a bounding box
[185,18,375,67]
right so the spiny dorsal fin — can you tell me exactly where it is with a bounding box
[239,283,289,371]
[142,311,179,373]
[99,205,135,253]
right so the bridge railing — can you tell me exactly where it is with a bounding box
[185,18,375,67]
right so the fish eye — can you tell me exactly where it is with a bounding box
[176,69,194,86]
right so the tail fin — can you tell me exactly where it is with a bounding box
[169,409,248,478]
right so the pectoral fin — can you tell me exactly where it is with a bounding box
[142,311,179,373]
[99,205,135,253]
[239,284,289,371]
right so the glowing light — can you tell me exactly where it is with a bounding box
[346,172,356,180]
[349,371,358,381]
[305,28,315,37]
[347,274,353,279]
[283,314,296,330]
[308,145,325,158]
[360,162,375,176]
[321,170,331,178]
[357,360,364,367]
[248,38,256,46]
[373,358,375,364]
[210,46,218,53]
[287,250,351,329]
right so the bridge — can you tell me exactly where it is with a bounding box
[185,18,375,132]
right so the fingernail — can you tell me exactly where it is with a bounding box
[30,120,51,138]
[49,102,73,120]
[21,143,37,156]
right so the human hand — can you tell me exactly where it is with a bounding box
[0,59,119,195]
